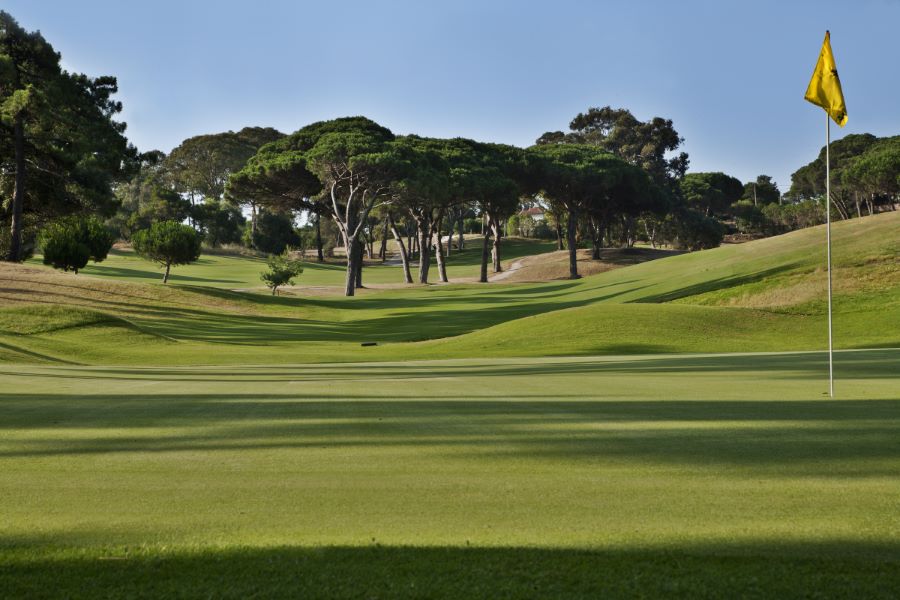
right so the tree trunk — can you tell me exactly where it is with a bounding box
[457,216,465,251]
[163,262,171,284]
[445,214,453,257]
[435,218,449,283]
[490,218,502,273]
[353,238,364,289]
[379,216,388,261]
[566,207,580,279]
[315,213,324,262]
[555,219,563,251]
[623,215,636,248]
[251,203,258,236]
[388,214,413,284]
[590,217,602,260]
[479,230,491,283]
[417,217,431,284]
[644,219,657,249]
[7,115,26,262]
[344,236,359,296]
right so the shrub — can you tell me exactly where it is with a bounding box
[673,209,725,251]
[260,251,304,295]
[38,215,114,273]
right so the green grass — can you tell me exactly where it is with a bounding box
[27,237,556,288]
[3,211,898,365]
[1,350,898,597]
[2,214,899,596]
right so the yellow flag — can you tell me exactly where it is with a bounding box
[805,31,848,126]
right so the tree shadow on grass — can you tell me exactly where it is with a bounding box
[4,348,895,382]
[634,263,804,304]
[1,392,897,475]
[1,541,898,599]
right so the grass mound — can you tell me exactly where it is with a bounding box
[1,212,897,365]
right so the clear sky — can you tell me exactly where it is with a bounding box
[7,0,899,192]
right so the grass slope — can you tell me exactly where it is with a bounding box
[2,211,898,365]
[1,350,898,597]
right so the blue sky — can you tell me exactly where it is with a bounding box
[7,0,899,191]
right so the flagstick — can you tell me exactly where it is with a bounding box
[826,113,834,398]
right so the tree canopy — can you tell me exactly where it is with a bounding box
[132,221,201,283]
[526,143,656,278]
[680,172,744,218]
[1,10,135,261]
[537,106,689,189]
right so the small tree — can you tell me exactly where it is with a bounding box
[260,251,304,295]
[39,215,114,274]
[132,221,201,283]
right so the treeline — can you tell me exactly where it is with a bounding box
[3,10,897,296]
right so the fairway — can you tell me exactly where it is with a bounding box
[25,237,557,289]
[1,350,899,597]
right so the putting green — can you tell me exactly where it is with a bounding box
[1,350,898,597]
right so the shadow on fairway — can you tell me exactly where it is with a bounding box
[0,398,896,475]
[1,541,898,599]
[3,348,896,381]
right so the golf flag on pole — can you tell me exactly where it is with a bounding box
[804,31,848,398]
[805,31,848,127]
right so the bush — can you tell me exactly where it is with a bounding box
[673,209,725,251]
[732,200,767,234]
[532,220,554,240]
[38,215,114,273]
[132,221,201,283]
[260,251,304,295]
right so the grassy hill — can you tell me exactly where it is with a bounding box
[1,211,897,365]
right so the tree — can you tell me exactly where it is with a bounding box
[525,144,651,278]
[741,175,781,206]
[132,221,201,283]
[788,133,879,219]
[475,143,529,278]
[192,199,245,247]
[245,209,300,254]
[165,126,283,234]
[307,124,397,294]
[538,106,689,190]
[260,251,303,295]
[228,117,396,296]
[1,11,135,262]
[680,172,744,218]
[125,186,192,234]
[108,150,167,238]
[842,137,900,214]
[39,215,113,273]
[387,136,452,283]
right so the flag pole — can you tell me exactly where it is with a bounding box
[826,113,834,397]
